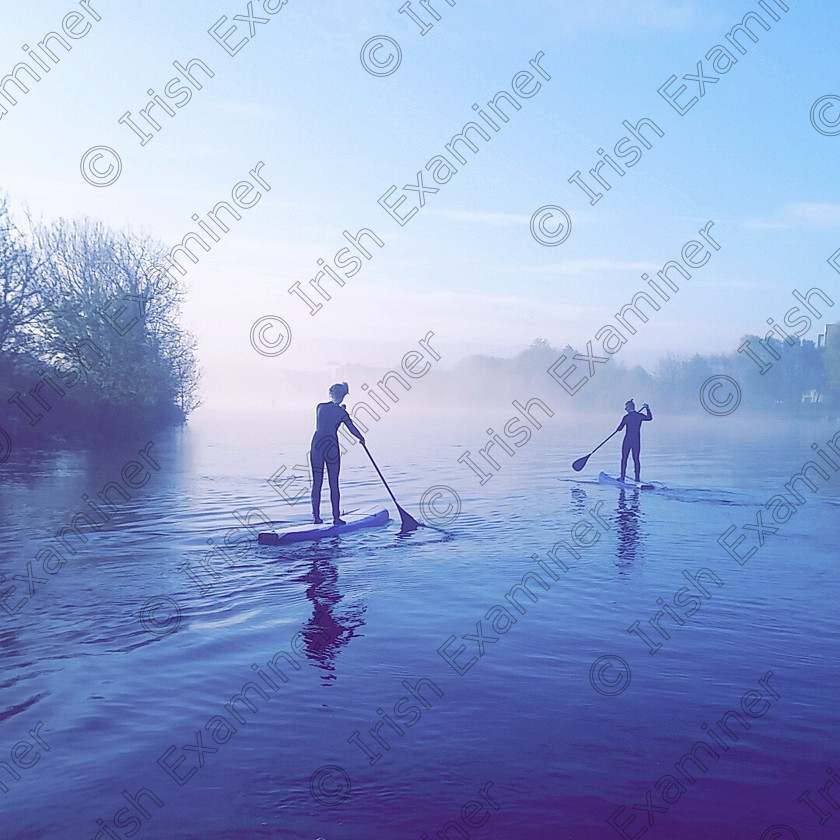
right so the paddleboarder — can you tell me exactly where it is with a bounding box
[311,383,365,525]
[616,399,653,483]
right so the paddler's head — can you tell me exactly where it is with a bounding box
[625,399,635,412]
[329,382,349,403]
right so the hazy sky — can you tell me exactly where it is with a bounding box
[2,0,838,408]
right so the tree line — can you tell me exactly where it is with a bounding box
[0,198,200,451]
[431,336,840,413]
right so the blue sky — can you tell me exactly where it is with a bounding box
[2,0,838,408]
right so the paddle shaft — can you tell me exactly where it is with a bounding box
[573,428,620,471]
[362,443,401,509]
[588,428,619,458]
[362,443,421,530]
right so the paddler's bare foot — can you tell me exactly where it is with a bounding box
[333,517,346,525]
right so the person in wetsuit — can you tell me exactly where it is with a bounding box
[311,382,365,525]
[616,399,653,483]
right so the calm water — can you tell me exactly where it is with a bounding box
[1,410,838,839]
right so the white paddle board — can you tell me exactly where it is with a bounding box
[258,509,390,545]
[598,472,655,490]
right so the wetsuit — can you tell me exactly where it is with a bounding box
[617,406,652,481]
[310,402,364,522]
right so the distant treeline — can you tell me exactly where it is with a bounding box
[435,336,840,412]
[0,199,200,447]
[325,336,839,416]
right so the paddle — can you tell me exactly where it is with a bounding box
[572,429,619,472]
[362,443,421,532]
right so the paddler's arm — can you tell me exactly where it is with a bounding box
[641,403,653,420]
[342,413,366,444]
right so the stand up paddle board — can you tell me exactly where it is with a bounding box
[598,472,655,490]
[258,509,390,545]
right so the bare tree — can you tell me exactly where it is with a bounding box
[0,199,46,356]
[33,217,201,422]
[0,204,201,433]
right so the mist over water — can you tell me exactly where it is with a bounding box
[1,407,837,839]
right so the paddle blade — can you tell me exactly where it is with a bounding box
[572,454,589,472]
[396,504,421,533]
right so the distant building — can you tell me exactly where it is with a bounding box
[818,323,839,349]
[821,324,840,392]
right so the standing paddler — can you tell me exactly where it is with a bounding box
[616,399,653,483]
[310,382,365,525]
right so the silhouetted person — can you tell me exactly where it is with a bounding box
[616,399,652,482]
[311,382,365,525]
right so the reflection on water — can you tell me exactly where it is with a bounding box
[294,544,366,685]
[570,486,587,515]
[1,416,839,840]
[615,487,644,568]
